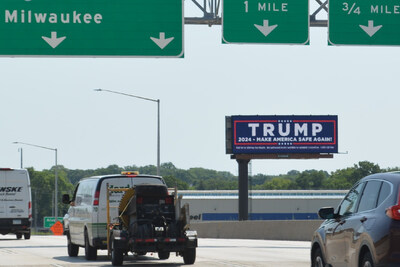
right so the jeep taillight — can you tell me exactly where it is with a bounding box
[386,186,400,220]
[93,190,100,206]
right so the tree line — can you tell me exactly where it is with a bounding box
[27,160,399,227]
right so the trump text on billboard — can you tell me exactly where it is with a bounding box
[232,115,338,154]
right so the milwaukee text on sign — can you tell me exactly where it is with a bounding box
[0,0,184,57]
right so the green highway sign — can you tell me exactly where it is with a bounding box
[329,0,400,45]
[0,0,183,57]
[222,0,309,44]
[44,217,63,228]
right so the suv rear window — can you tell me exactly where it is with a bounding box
[358,181,382,212]
[377,181,391,207]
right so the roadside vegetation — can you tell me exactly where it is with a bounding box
[28,160,398,227]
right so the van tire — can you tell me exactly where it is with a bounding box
[67,233,79,257]
[183,247,196,264]
[84,231,97,260]
[158,251,170,260]
[111,238,124,266]
[24,230,31,240]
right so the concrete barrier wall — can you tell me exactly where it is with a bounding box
[190,220,324,241]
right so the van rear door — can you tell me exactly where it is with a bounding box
[0,171,5,218]
[1,169,31,219]
[98,178,134,226]
[88,177,135,244]
[96,176,165,240]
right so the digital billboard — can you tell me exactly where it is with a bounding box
[229,115,338,154]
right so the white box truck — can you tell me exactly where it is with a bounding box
[0,168,32,239]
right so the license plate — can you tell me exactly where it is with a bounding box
[12,219,21,225]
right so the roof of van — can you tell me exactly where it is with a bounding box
[0,168,28,171]
[80,174,163,181]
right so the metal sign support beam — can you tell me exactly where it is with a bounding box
[234,153,332,221]
[185,0,328,27]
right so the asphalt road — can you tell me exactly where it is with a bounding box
[0,235,311,266]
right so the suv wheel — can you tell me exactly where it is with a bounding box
[361,251,374,267]
[312,247,325,267]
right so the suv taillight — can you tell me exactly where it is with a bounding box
[386,205,400,220]
[93,190,100,206]
[386,186,400,221]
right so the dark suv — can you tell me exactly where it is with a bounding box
[311,172,400,267]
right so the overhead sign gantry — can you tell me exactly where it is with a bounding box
[1,0,397,55]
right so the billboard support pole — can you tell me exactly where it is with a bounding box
[237,159,250,221]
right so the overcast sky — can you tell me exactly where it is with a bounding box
[1,2,400,176]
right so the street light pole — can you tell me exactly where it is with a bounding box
[18,148,23,168]
[13,142,59,219]
[157,99,160,176]
[55,148,58,219]
[94,88,161,176]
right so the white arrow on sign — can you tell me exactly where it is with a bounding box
[150,32,174,49]
[359,20,382,37]
[42,32,66,49]
[254,20,278,37]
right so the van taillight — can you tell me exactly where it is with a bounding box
[386,186,400,221]
[93,191,100,206]
[165,197,173,205]
[28,201,32,219]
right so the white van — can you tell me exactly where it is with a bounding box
[62,172,167,260]
[0,168,32,239]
